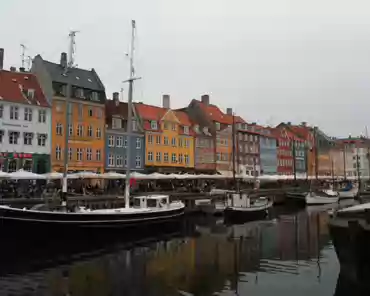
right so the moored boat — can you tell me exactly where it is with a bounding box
[305,191,339,205]
[0,195,185,229]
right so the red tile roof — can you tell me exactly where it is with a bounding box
[196,100,246,124]
[174,110,192,126]
[0,70,49,107]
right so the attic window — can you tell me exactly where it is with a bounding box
[88,78,92,82]
[27,89,35,99]
[76,76,80,80]
[151,121,158,130]
[12,79,17,83]
[24,76,29,80]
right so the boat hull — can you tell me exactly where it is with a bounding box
[0,205,185,229]
[224,201,273,224]
[305,194,339,205]
[329,217,370,286]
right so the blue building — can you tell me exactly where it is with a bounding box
[259,132,278,175]
[294,140,307,174]
[105,94,145,172]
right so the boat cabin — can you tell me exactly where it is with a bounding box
[133,195,170,209]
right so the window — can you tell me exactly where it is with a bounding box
[56,123,63,135]
[88,107,93,117]
[183,126,189,134]
[148,152,153,162]
[171,137,176,147]
[179,138,183,147]
[96,128,101,139]
[108,135,115,147]
[172,123,176,131]
[38,109,46,123]
[78,104,83,118]
[215,122,220,130]
[68,124,73,136]
[23,108,32,121]
[148,134,153,144]
[164,122,169,130]
[136,138,141,149]
[96,150,101,161]
[87,125,93,137]
[155,152,162,162]
[151,121,157,130]
[67,102,73,115]
[68,148,72,160]
[185,154,189,165]
[116,155,123,167]
[24,132,33,145]
[124,156,127,167]
[172,153,177,163]
[178,154,183,163]
[37,134,47,146]
[184,139,189,148]
[164,136,169,145]
[0,130,3,143]
[164,152,169,162]
[116,136,123,147]
[77,148,83,161]
[77,125,84,137]
[92,92,99,102]
[135,156,141,168]
[132,120,137,131]
[0,104,3,118]
[56,145,61,160]
[108,154,114,167]
[156,136,161,145]
[217,153,221,161]
[112,118,122,129]
[96,108,103,118]
[27,89,35,99]
[123,137,127,147]
[10,106,18,120]
[86,148,92,161]
[9,131,19,144]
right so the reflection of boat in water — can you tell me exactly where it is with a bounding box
[329,202,370,289]
[334,271,370,296]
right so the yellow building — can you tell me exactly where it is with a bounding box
[134,101,194,172]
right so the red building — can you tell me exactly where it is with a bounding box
[274,127,294,175]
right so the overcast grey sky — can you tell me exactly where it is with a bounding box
[1,0,369,137]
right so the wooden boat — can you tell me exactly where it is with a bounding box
[329,202,370,287]
[0,195,185,229]
[305,191,339,205]
[224,193,273,223]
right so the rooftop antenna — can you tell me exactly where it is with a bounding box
[120,87,124,101]
[66,30,79,72]
[26,55,32,71]
[20,44,27,68]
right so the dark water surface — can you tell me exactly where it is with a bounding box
[0,207,346,296]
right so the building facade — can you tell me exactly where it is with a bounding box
[259,128,277,175]
[32,52,106,173]
[135,96,194,172]
[275,127,293,175]
[105,93,145,172]
[0,65,51,173]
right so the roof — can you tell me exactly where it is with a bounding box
[34,55,105,91]
[0,70,49,107]
[195,100,246,124]
[174,110,193,126]
[134,103,167,121]
[105,99,129,123]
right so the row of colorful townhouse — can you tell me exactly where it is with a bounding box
[1,48,369,176]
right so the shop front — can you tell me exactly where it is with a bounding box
[0,152,50,174]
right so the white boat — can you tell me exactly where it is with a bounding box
[337,187,358,199]
[305,191,339,205]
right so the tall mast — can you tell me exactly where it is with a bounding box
[231,113,236,189]
[62,30,78,204]
[124,20,140,208]
[366,126,370,180]
[20,44,26,69]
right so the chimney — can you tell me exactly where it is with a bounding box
[226,108,232,115]
[19,67,25,72]
[0,48,3,70]
[287,121,291,126]
[60,52,67,68]
[201,94,209,105]
[10,66,16,72]
[113,92,120,106]
[301,121,307,127]
[162,94,170,109]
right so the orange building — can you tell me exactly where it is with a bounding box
[134,95,195,172]
[32,53,106,172]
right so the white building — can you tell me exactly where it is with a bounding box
[341,139,370,179]
[0,66,51,173]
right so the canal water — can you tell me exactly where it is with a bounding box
[0,206,347,296]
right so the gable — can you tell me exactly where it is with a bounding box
[161,109,180,123]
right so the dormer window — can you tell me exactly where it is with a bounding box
[112,118,122,129]
[183,126,189,135]
[27,89,35,99]
[194,125,199,133]
[91,92,99,102]
[132,120,137,131]
[215,122,220,131]
[76,88,84,98]
[151,121,157,130]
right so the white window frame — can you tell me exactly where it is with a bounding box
[136,138,141,149]
[38,109,46,123]
[171,153,177,163]
[9,131,19,144]
[77,148,83,161]
[108,154,114,167]
[164,152,169,163]
[178,153,183,163]
[56,123,63,135]
[116,136,123,147]
[87,126,93,137]
[148,134,153,144]
[96,128,101,139]
[96,150,101,161]
[37,134,47,147]
[10,106,19,120]
[171,138,176,147]
[56,145,61,160]
[164,136,169,146]
[148,151,153,162]
[151,121,157,130]
[24,132,33,145]
[108,135,115,147]
[68,124,73,136]
[183,126,189,134]
[86,148,92,161]
[156,152,161,162]
[116,155,123,167]
[24,108,33,122]
[68,147,72,160]
[77,125,84,137]
[135,156,141,168]
[156,135,161,145]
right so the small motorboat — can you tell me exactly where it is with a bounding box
[224,193,273,223]
[0,195,185,229]
[305,191,339,205]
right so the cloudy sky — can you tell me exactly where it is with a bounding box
[1,0,369,137]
